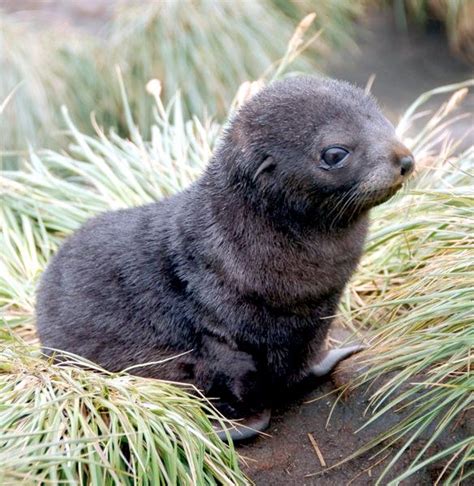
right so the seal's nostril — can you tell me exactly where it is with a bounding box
[399,155,414,176]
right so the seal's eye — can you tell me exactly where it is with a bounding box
[321,147,349,167]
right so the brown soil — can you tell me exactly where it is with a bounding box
[238,358,471,485]
[237,326,472,484]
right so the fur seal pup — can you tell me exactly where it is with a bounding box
[36,76,414,440]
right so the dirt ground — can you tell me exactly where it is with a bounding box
[3,2,473,484]
[236,322,473,485]
[238,355,472,485]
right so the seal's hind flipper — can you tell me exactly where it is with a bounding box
[214,409,271,442]
[311,345,366,377]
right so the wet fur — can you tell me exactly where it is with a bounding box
[37,76,412,420]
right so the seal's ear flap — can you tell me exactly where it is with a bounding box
[253,156,275,182]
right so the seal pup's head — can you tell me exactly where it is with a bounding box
[211,76,414,229]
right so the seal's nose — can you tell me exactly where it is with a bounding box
[399,155,415,177]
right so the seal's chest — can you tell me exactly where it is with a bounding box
[267,230,365,296]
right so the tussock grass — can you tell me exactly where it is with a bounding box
[0,12,106,168]
[0,13,65,155]
[0,336,246,485]
[272,0,364,50]
[392,0,474,64]
[1,1,360,162]
[107,0,321,128]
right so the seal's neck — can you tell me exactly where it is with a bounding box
[182,172,368,307]
[198,159,368,238]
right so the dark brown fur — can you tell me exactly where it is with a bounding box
[36,76,414,422]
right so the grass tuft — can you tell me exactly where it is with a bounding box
[392,0,474,64]
[0,336,246,485]
[106,0,321,128]
[0,13,64,156]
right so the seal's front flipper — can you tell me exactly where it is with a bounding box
[214,409,271,442]
[311,345,366,377]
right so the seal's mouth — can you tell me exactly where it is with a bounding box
[325,182,404,225]
[360,183,403,207]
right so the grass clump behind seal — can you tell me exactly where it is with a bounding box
[391,0,474,64]
[0,335,247,485]
[1,1,337,163]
